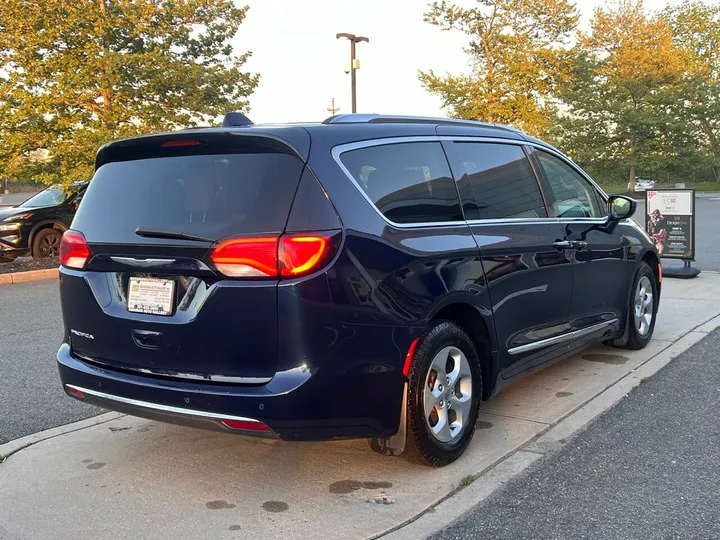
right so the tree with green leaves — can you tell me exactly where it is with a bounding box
[556,0,691,191]
[0,0,259,186]
[665,1,720,182]
[419,0,579,137]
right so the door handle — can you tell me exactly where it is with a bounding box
[572,241,588,250]
[131,329,162,350]
[552,240,573,250]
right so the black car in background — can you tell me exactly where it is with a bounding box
[0,182,88,262]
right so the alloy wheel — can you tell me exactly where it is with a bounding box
[423,346,473,443]
[634,275,654,337]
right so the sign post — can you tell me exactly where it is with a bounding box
[645,189,700,278]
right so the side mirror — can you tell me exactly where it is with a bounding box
[607,195,636,221]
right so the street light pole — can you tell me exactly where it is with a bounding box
[336,33,369,113]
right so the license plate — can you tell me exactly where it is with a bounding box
[127,277,175,316]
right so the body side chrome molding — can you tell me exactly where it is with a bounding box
[66,384,265,424]
[508,318,619,356]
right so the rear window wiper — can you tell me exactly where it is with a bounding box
[135,227,213,243]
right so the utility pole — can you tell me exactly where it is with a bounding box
[336,33,369,113]
[327,98,340,116]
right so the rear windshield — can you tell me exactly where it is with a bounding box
[73,147,304,244]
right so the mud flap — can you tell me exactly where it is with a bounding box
[368,382,407,456]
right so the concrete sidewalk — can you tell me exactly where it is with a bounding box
[1,275,719,540]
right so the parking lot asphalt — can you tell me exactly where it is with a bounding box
[0,280,102,444]
[432,329,720,540]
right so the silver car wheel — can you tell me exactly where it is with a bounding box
[423,346,473,443]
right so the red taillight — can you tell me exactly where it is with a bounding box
[279,236,330,276]
[221,419,271,431]
[211,237,280,277]
[160,139,202,148]
[59,231,91,269]
[211,234,334,278]
[402,338,420,377]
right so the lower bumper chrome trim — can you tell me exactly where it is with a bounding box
[65,384,264,425]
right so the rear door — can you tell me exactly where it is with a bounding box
[63,134,306,382]
[444,140,574,377]
[532,148,626,344]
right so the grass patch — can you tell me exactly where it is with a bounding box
[640,377,649,384]
[0,454,5,464]
[459,475,473,488]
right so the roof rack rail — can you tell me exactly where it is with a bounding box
[321,114,523,134]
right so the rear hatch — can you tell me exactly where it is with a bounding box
[61,133,306,382]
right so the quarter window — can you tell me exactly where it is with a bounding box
[339,142,463,224]
[450,142,547,220]
[536,151,602,218]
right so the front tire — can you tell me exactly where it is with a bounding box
[32,228,62,259]
[609,262,658,350]
[403,321,482,467]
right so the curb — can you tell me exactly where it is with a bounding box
[379,325,715,540]
[0,268,59,285]
[0,413,124,460]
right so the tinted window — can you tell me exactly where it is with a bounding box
[450,143,547,220]
[74,150,305,244]
[536,151,602,218]
[339,142,462,224]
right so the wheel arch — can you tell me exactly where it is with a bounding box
[29,221,67,255]
[429,301,496,400]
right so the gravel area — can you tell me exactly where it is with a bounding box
[0,256,60,274]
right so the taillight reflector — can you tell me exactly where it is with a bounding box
[59,231,91,269]
[66,386,86,399]
[221,419,270,431]
[402,338,420,377]
[211,234,334,278]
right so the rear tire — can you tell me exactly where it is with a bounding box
[32,228,62,259]
[403,320,482,467]
[609,262,658,350]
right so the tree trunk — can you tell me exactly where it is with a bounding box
[627,164,636,193]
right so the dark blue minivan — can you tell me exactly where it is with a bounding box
[57,114,660,466]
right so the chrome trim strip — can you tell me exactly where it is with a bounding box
[508,319,618,356]
[110,257,177,267]
[74,352,272,384]
[66,384,264,424]
[330,135,608,229]
[465,218,559,226]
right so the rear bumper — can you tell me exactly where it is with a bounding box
[57,343,404,441]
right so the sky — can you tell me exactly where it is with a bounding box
[234,0,683,124]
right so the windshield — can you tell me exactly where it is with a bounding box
[20,186,72,208]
